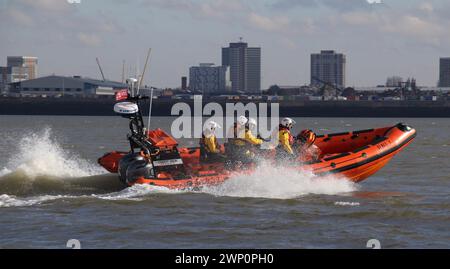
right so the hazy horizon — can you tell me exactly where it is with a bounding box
[1,0,450,88]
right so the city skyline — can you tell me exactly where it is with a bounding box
[1,0,450,88]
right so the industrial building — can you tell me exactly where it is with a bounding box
[9,75,127,98]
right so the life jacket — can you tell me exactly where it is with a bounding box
[229,123,247,147]
[278,124,294,145]
[297,129,316,147]
[199,133,219,153]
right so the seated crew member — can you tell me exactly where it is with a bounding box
[226,116,262,165]
[276,118,296,160]
[296,129,320,162]
[226,116,248,161]
[199,121,225,162]
[244,118,263,147]
[227,115,248,146]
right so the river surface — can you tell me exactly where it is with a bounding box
[0,116,448,248]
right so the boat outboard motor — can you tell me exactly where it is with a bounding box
[126,159,155,185]
[118,153,144,185]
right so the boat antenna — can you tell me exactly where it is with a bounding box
[138,48,152,95]
[121,60,125,83]
[147,86,155,131]
[136,58,140,96]
[96,57,106,81]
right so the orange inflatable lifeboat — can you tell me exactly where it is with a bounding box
[98,123,416,189]
[302,123,416,182]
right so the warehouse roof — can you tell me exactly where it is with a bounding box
[10,75,127,89]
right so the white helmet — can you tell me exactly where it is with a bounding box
[237,116,248,126]
[247,118,257,128]
[204,120,221,132]
[280,118,296,129]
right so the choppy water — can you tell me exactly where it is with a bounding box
[0,116,448,249]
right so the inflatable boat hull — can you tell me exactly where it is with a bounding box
[98,123,416,188]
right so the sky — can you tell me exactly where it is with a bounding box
[1,0,449,88]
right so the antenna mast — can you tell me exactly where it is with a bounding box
[96,57,106,81]
[139,48,152,91]
[121,60,125,83]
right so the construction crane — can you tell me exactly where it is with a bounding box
[311,76,343,98]
[96,57,106,81]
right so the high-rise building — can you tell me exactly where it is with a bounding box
[222,41,261,93]
[438,57,450,87]
[0,56,38,93]
[181,76,187,91]
[7,56,38,82]
[311,50,346,89]
[0,67,11,94]
[189,63,230,94]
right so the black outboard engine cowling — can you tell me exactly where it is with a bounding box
[118,153,144,185]
[126,159,155,185]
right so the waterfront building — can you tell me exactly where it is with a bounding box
[7,56,38,82]
[9,75,127,97]
[0,56,38,94]
[189,63,230,94]
[310,50,346,89]
[439,57,450,87]
[222,41,261,93]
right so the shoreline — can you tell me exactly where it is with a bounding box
[1,98,450,118]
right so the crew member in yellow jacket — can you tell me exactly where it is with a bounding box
[276,118,296,159]
[243,118,263,146]
[200,121,225,162]
[226,116,263,164]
